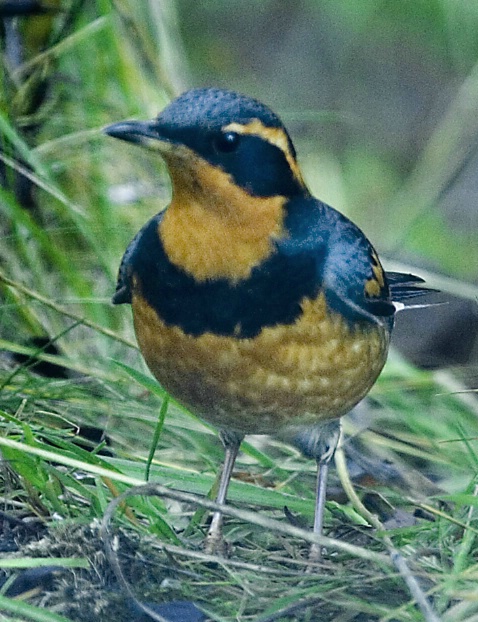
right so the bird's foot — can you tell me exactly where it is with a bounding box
[204,529,230,556]
[204,511,229,556]
[308,542,323,564]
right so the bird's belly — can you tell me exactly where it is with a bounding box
[132,293,390,435]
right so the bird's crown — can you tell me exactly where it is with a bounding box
[156,87,284,132]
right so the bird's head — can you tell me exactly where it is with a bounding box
[105,88,310,281]
[104,87,307,199]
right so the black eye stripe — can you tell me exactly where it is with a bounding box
[213,131,240,153]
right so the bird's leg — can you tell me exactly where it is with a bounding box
[311,456,330,553]
[308,420,342,562]
[204,429,244,555]
[290,419,342,562]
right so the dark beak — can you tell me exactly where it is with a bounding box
[103,120,162,145]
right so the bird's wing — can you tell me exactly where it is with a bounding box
[280,197,396,326]
[281,197,438,326]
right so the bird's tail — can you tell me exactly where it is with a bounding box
[386,271,441,312]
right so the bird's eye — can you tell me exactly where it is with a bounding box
[213,131,240,153]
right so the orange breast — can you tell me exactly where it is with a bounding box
[132,292,390,436]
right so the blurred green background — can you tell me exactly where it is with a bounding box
[2,2,478,620]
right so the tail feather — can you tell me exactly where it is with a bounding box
[386,271,438,303]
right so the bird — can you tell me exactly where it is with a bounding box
[104,87,432,559]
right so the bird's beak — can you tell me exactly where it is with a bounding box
[104,120,172,152]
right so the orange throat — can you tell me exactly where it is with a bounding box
[158,153,287,282]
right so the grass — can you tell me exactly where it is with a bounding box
[1,1,478,621]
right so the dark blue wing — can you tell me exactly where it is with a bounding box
[281,196,396,326]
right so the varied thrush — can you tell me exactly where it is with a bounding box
[105,87,431,558]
